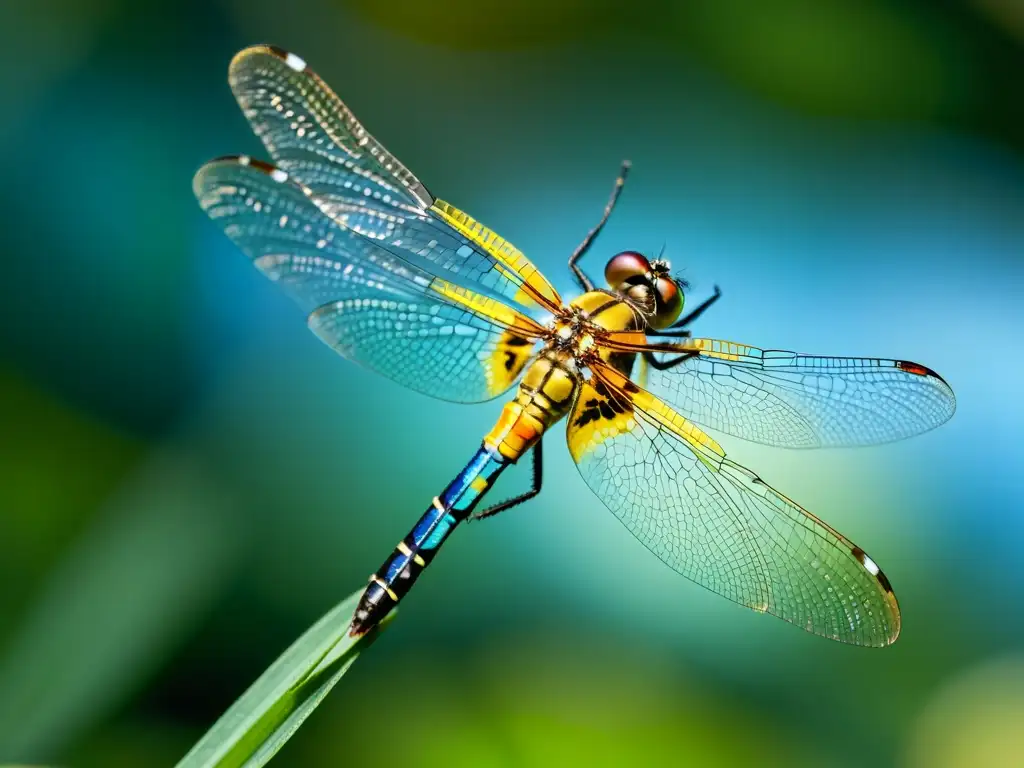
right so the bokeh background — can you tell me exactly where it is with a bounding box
[1,0,1023,765]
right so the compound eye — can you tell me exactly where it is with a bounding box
[649,276,684,329]
[605,251,651,290]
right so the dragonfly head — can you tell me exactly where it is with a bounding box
[605,251,685,330]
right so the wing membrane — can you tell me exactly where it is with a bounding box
[194,156,543,402]
[642,339,955,448]
[567,361,900,646]
[228,45,562,313]
[229,44,432,210]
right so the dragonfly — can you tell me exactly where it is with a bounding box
[194,45,956,647]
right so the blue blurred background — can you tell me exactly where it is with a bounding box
[1,0,1023,765]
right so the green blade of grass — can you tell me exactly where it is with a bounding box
[176,589,393,768]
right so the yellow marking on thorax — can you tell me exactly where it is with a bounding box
[429,200,562,310]
[470,476,489,493]
[569,292,640,332]
[568,293,646,368]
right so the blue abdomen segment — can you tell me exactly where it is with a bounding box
[348,445,508,636]
[415,447,505,550]
[418,511,456,551]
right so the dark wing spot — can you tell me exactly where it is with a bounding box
[573,381,635,427]
[897,361,929,376]
[851,545,895,595]
[875,569,894,595]
[594,380,632,415]
[495,332,535,375]
[897,360,948,385]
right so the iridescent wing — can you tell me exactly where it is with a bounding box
[641,339,955,448]
[226,44,562,314]
[194,156,545,402]
[567,360,900,646]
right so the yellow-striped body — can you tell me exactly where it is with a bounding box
[567,291,645,373]
[484,291,643,462]
[484,349,579,461]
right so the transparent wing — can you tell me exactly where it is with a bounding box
[567,361,900,646]
[229,44,432,210]
[194,156,544,403]
[642,339,955,448]
[228,45,562,313]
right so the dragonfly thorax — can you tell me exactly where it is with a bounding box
[550,307,599,359]
[550,292,645,360]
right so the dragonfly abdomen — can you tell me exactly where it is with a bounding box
[349,354,578,636]
[485,349,580,462]
[348,445,508,636]
[350,352,581,636]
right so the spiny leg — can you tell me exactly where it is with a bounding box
[569,160,632,292]
[470,440,543,520]
[644,347,699,371]
[647,327,692,339]
[667,285,722,330]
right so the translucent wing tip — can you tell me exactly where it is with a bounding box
[229,44,306,79]
[849,545,901,647]
[897,359,956,429]
[758,542,901,648]
[224,43,436,211]
[897,359,954,392]
[193,154,296,206]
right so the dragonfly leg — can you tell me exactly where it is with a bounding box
[470,440,543,520]
[666,285,721,330]
[644,348,699,371]
[569,161,632,293]
[647,328,691,339]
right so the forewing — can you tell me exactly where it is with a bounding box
[228,45,562,314]
[567,361,900,646]
[642,339,955,448]
[194,156,543,402]
[229,44,431,211]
